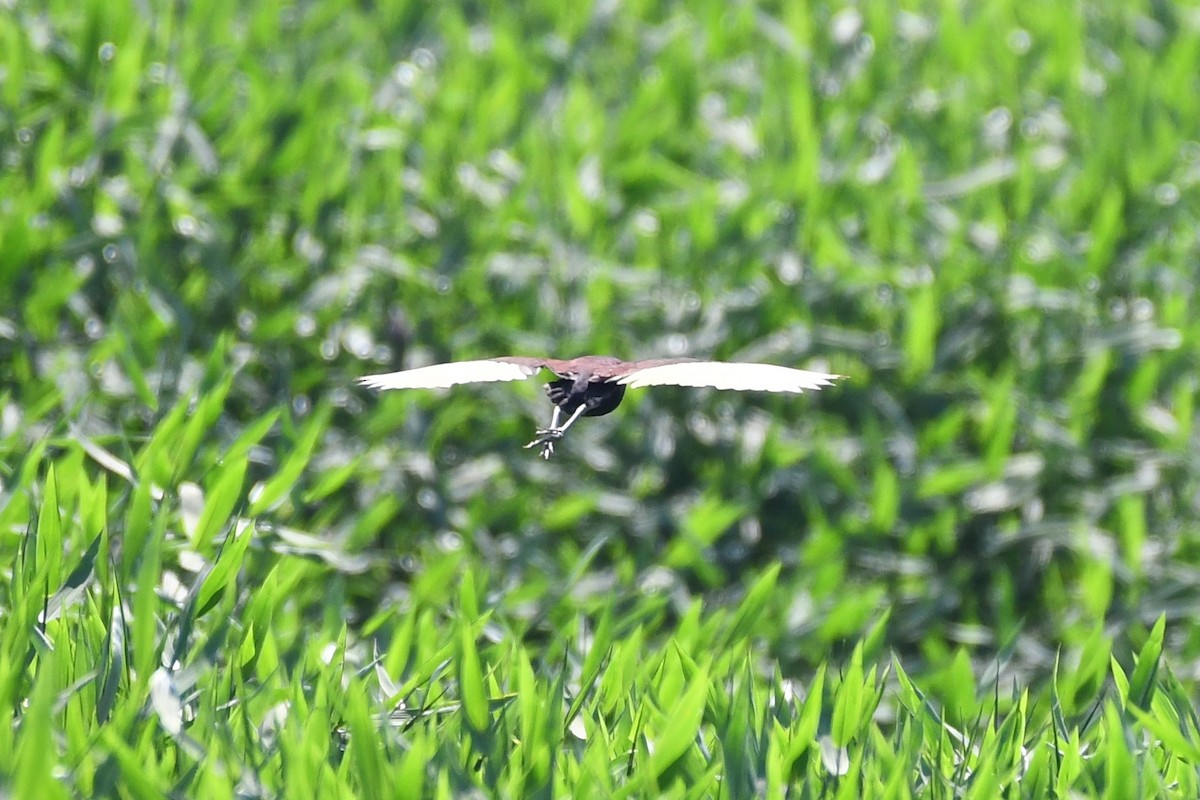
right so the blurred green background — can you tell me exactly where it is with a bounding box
[3,0,1200,794]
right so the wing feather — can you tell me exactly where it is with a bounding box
[357,359,543,391]
[616,361,843,393]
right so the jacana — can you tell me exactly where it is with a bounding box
[358,355,843,458]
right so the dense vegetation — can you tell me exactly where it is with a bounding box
[3,0,1199,795]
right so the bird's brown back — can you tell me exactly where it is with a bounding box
[494,355,699,381]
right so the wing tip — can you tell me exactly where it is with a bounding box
[356,374,390,391]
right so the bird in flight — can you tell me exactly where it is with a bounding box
[358,355,843,459]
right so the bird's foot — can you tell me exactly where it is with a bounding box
[523,428,564,459]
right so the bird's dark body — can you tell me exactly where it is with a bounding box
[537,355,630,417]
[545,379,627,417]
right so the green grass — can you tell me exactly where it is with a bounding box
[3,0,1200,795]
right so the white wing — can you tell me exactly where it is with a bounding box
[357,359,541,391]
[616,361,843,393]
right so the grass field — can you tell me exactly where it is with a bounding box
[3,0,1200,796]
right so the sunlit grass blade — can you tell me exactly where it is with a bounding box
[191,455,248,552]
[1127,614,1165,711]
[458,621,489,734]
[14,651,69,800]
[194,520,254,618]
[248,404,331,516]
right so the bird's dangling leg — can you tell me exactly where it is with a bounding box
[524,404,588,459]
[552,404,588,436]
[524,405,562,458]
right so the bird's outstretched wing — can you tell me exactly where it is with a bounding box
[357,357,548,391]
[614,361,843,393]
[357,356,845,393]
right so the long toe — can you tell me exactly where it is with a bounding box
[524,432,558,448]
[540,442,555,459]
